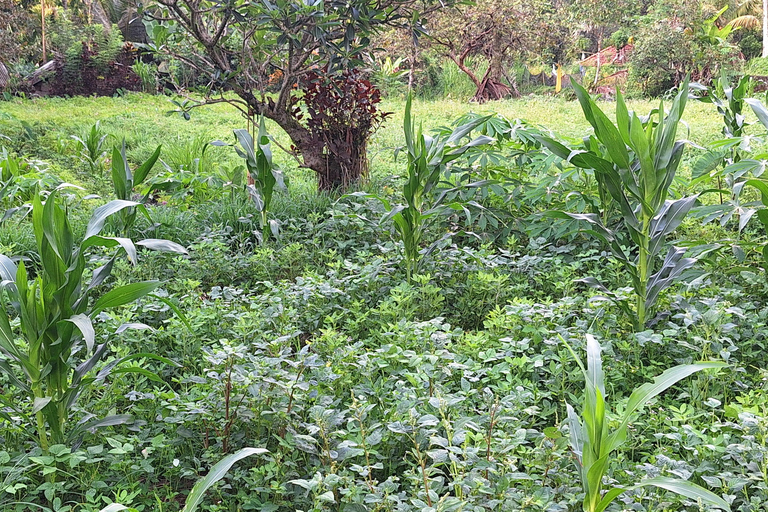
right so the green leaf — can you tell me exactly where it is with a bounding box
[0,254,17,281]
[585,334,604,396]
[746,98,768,131]
[627,477,730,511]
[136,239,188,254]
[608,362,726,453]
[33,397,51,413]
[100,504,137,512]
[81,414,134,431]
[692,151,724,180]
[181,448,268,512]
[572,81,630,169]
[111,144,130,201]
[63,314,96,353]
[90,281,160,316]
[594,487,628,512]
[233,129,257,166]
[134,145,162,185]
[85,200,141,239]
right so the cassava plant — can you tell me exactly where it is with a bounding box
[722,96,768,265]
[690,73,752,214]
[0,190,181,454]
[362,94,493,281]
[566,334,729,512]
[538,79,697,329]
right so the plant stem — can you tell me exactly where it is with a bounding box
[637,211,651,329]
[260,210,268,242]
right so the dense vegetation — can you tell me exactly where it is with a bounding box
[1,75,768,511]
[5,1,768,511]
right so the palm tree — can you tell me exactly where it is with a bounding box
[730,0,768,57]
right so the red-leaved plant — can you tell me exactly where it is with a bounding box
[292,68,390,190]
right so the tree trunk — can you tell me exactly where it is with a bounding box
[446,46,511,102]
[594,37,602,86]
[41,0,47,63]
[253,96,365,191]
[472,30,511,102]
[299,139,367,191]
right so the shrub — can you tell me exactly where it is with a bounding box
[747,57,768,76]
[735,31,762,61]
[0,0,39,65]
[49,22,141,96]
[629,19,739,96]
[293,68,389,189]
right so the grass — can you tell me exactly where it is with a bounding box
[0,92,730,191]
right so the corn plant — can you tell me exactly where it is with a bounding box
[72,121,109,177]
[215,118,285,242]
[366,94,493,281]
[0,190,179,454]
[566,334,729,512]
[538,79,697,329]
[110,140,162,236]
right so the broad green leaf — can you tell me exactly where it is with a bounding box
[96,352,180,382]
[90,281,160,316]
[32,396,51,413]
[85,200,141,239]
[136,239,188,254]
[627,477,730,511]
[181,447,268,512]
[100,504,136,512]
[111,145,130,200]
[585,334,605,396]
[80,414,134,430]
[594,487,629,512]
[134,145,162,185]
[608,362,726,452]
[615,91,631,145]
[646,247,697,307]
[573,83,630,170]
[114,322,153,334]
[692,151,724,180]
[82,236,138,264]
[0,254,16,281]
[648,196,698,257]
[63,314,95,353]
[234,129,257,166]
[746,98,768,130]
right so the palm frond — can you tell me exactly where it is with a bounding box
[737,0,761,16]
[730,14,761,30]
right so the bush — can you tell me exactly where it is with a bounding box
[48,21,141,96]
[747,57,768,76]
[294,68,389,189]
[735,31,762,62]
[0,0,39,65]
[629,19,740,96]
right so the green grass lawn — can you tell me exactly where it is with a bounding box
[0,92,731,192]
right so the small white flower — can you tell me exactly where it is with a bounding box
[173,459,180,467]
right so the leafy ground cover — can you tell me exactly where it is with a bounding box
[1,90,768,512]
